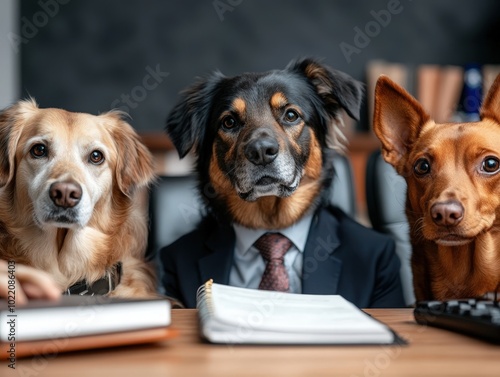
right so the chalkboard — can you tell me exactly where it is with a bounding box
[20,0,500,131]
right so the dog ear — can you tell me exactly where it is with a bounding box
[105,112,155,197]
[287,57,363,121]
[0,99,38,187]
[0,108,15,187]
[165,72,225,158]
[373,75,430,169]
[480,73,500,124]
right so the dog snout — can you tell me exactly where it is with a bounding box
[49,181,82,208]
[430,201,464,226]
[244,136,279,166]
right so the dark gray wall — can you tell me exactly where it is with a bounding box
[20,0,500,131]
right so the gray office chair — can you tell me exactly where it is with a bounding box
[365,150,415,306]
[146,153,358,259]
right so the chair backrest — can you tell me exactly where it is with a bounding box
[365,150,415,306]
[146,174,202,260]
[146,153,358,259]
[329,153,357,217]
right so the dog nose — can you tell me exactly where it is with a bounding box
[430,201,464,226]
[244,137,279,166]
[49,181,82,208]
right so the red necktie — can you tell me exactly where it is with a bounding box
[254,233,292,292]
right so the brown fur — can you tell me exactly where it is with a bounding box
[270,92,288,109]
[0,99,157,298]
[373,75,500,301]
[209,130,323,229]
[232,98,246,115]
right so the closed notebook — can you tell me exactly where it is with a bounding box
[196,280,398,345]
[0,295,175,359]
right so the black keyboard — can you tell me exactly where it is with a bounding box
[414,299,500,343]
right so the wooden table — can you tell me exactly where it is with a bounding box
[3,309,499,377]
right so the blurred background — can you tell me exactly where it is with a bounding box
[2,0,499,129]
[1,0,500,216]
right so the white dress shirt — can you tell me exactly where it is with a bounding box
[229,213,314,293]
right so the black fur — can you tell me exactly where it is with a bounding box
[165,57,363,222]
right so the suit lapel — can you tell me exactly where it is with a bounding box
[302,207,342,294]
[198,223,235,285]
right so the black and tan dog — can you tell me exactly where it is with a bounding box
[161,58,405,308]
[167,58,362,228]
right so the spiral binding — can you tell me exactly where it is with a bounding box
[196,279,215,325]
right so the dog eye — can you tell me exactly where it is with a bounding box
[30,144,47,158]
[284,110,300,123]
[482,157,500,174]
[221,116,237,130]
[414,158,431,176]
[89,150,105,165]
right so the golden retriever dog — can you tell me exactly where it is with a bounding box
[0,99,157,298]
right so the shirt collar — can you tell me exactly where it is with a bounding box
[233,212,314,255]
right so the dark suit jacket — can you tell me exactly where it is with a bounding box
[159,205,406,309]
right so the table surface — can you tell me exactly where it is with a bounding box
[2,308,500,377]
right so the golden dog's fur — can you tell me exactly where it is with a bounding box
[0,99,156,297]
[373,74,500,301]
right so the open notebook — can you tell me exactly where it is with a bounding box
[196,280,400,345]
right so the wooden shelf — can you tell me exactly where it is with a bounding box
[140,132,174,152]
[345,132,380,221]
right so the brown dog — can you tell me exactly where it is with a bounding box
[373,74,500,302]
[0,99,157,298]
